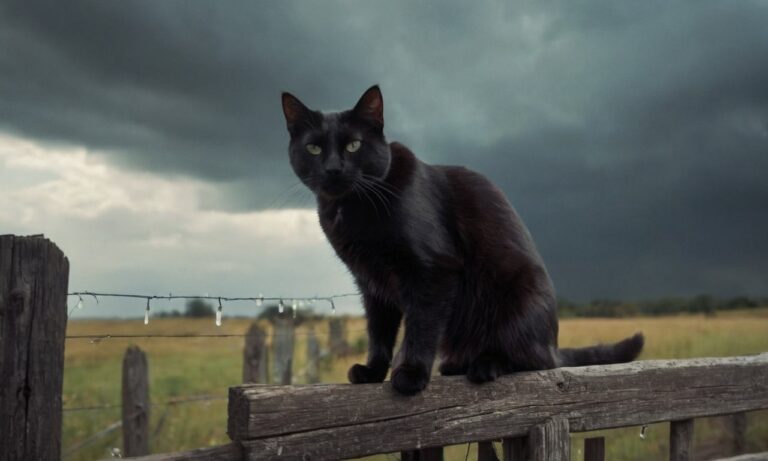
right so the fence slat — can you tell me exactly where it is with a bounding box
[401,447,443,461]
[529,417,569,461]
[305,327,320,384]
[123,345,150,457]
[478,441,500,461]
[0,235,69,461]
[272,318,295,385]
[502,437,527,461]
[584,437,605,461]
[328,317,349,356]
[243,323,268,384]
[731,412,747,455]
[670,419,694,461]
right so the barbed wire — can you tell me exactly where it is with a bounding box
[65,329,368,341]
[67,290,361,321]
[63,394,227,413]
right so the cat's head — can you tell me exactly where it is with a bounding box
[281,85,391,199]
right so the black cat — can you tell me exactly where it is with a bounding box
[281,85,644,395]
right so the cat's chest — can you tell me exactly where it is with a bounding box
[319,203,407,269]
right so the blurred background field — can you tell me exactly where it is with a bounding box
[63,308,768,460]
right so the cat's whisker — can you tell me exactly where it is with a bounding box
[352,181,383,220]
[356,178,392,217]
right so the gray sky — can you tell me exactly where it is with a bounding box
[1,1,767,317]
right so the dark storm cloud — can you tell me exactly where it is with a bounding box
[1,0,767,299]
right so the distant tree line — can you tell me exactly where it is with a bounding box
[557,295,768,318]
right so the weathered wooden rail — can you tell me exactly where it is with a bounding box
[125,353,768,461]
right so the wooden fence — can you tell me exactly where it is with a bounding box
[2,234,768,461]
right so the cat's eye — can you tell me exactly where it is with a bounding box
[346,140,362,153]
[306,144,322,155]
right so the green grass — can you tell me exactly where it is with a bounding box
[62,310,768,460]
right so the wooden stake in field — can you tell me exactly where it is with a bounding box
[243,322,268,384]
[272,317,294,385]
[122,345,150,457]
[0,235,69,461]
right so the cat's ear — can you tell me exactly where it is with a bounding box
[353,85,384,128]
[281,92,311,133]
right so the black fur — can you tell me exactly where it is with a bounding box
[281,85,644,395]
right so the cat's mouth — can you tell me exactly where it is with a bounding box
[318,177,354,198]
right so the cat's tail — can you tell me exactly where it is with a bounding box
[557,332,644,367]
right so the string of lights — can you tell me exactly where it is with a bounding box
[67,290,361,324]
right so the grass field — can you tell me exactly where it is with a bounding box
[62,309,768,460]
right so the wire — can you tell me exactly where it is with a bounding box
[65,329,367,341]
[63,394,227,413]
[67,291,360,304]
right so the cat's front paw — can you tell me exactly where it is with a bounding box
[391,364,430,395]
[467,355,502,384]
[348,363,388,384]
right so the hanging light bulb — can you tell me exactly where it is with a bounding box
[278,299,284,314]
[292,300,298,319]
[216,297,223,327]
[76,296,84,310]
[144,298,151,325]
[639,425,648,440]
[256,293,263,307]
[330,299,337,315]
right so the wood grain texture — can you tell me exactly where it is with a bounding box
[229,354,768,460]
[502,437,527,461]
[529,417,569,461]
[123,346,150,456]
[731,412,747,455]
[0,235,69,461]
[477,441,499,461]
[713,453,768,461]
[243,323,268,384]
[584,437,605,461]
[670,419,694,461]
[272,318,294,385]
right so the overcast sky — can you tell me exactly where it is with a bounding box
[1,1,767,318]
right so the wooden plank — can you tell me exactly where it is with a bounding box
[478,441,499,461]
[401,447,443,461]
[713,453,768,461]
[670,419,694,461]
[305,327,320,384]
[228,354,768,460]
[529,417,569,461]
[272,317,294,385]
[243,322,268,384]
[584,437,605,461]
[328,317,349,356]
[731,412,747,455]
[0,235,69,461]
[502,437,526,461]
[123,346,150,456]
[122,443,243,460]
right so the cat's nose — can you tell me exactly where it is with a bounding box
[325,166,342,176]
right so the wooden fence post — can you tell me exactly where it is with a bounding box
[478,441,500,461]
[305,327,320,384]
[670,419,694,461]
[528,417,569,461]
[0,235,69,461]
[503,437,527,461]
[328,317,349,356]
[123,345,150,457]
[243,322,268,383]
[272,317,295,385]
[730,412,747,455]
[584,437,605,461]
[401,447,444,461]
